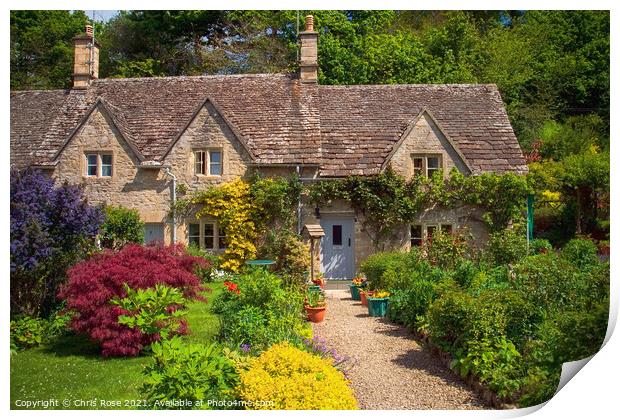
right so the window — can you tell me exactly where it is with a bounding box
[332,225,343,246]
[194,150,223,176]
[187,221,225,250]
[411,223,455,247]
[411,225,423,247]
[85,153,112,177]
[411,155,443,178]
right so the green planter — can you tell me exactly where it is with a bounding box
[367,297,389,317]
[349,284,361,301]
[308,285,322,293]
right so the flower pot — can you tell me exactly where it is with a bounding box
[367,297,389,317]
[305,306,326,323]
[349,284,361,301]
[360,290,368,306]
[308,285,322,293]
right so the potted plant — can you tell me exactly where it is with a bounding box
[312,272,326,289]
[305,289,327,323]
[367,290,390,317]
[349,276,366,301]
[359,289,374,307]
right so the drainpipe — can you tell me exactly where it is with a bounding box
[164,167,177,244]
[296,165,302,234]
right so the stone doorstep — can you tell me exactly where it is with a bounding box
[324,280,351,290]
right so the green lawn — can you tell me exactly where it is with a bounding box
[10,282,224,410]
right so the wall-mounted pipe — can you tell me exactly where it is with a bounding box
[164,167,177,244]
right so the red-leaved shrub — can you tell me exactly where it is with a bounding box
[58,243,208,357]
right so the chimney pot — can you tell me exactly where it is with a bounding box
[85,24,93,38]
[305,15,314,32]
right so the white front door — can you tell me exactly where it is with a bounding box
[320,216,355,279]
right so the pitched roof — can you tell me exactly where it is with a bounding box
[10,74,527,176]
[318,84,527,176]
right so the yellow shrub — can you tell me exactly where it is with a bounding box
[239,343,358,410]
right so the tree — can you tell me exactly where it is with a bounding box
[10,170,103,316]
[10,10,89,90]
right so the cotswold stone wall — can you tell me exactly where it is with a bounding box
[389,113,471,178]
[51,104,488,274]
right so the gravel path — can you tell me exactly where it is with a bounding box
[312,290,487,410]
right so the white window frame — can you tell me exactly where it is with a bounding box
[85,152,113,178]
[187,220,226,250]
[411,154,443,178]
[194,149,223,176]
[410,223,454,247]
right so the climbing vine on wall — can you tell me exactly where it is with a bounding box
[174,175,303,272]
[306,168,530,247]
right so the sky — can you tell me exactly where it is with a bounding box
[84,10,119,23]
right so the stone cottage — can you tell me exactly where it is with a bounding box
[10,17,528,279]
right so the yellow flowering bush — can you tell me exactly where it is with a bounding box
[192,179,259,272]
[238,343,358,410]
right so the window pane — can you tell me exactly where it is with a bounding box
[210,151,222,175]
[441,224,453,234]
[87,154,98,176]
[218,226,226,250]
[101,154,112,177]
[411,225,422,247]
[332,225,342,246]
[204,223,215,249]
[412,157,424,176]
[194,151,205,175]
[426,225,437,239]
[188,224,200,247]
[427,157,440,169]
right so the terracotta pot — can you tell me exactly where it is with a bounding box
[360,290,369,306]
[305,305,326,323]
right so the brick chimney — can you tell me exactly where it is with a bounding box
[72,24,100,89]
[299,15,318,83]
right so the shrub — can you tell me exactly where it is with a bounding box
[485,228,527,266]
[141,337,239,409]
[258,229,310,287]
[10,311,71,350]
[59,244,207,357]
[10,169,103,316]
[424,230,469,269]
[10,316,47,349]
[561,237,599,269]
[213,269,307,351]
[530,238,552,254]
[238,343,357,409]
[387,280,437,327]
[100,205,144,249]
[111,284,188,341]
[511,253,589,314]
[360,249,431,291]
[451,336,523,399]
[186,245,220,282]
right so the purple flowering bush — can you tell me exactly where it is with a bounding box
[10,169,103,316]
[302,335,356,377]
